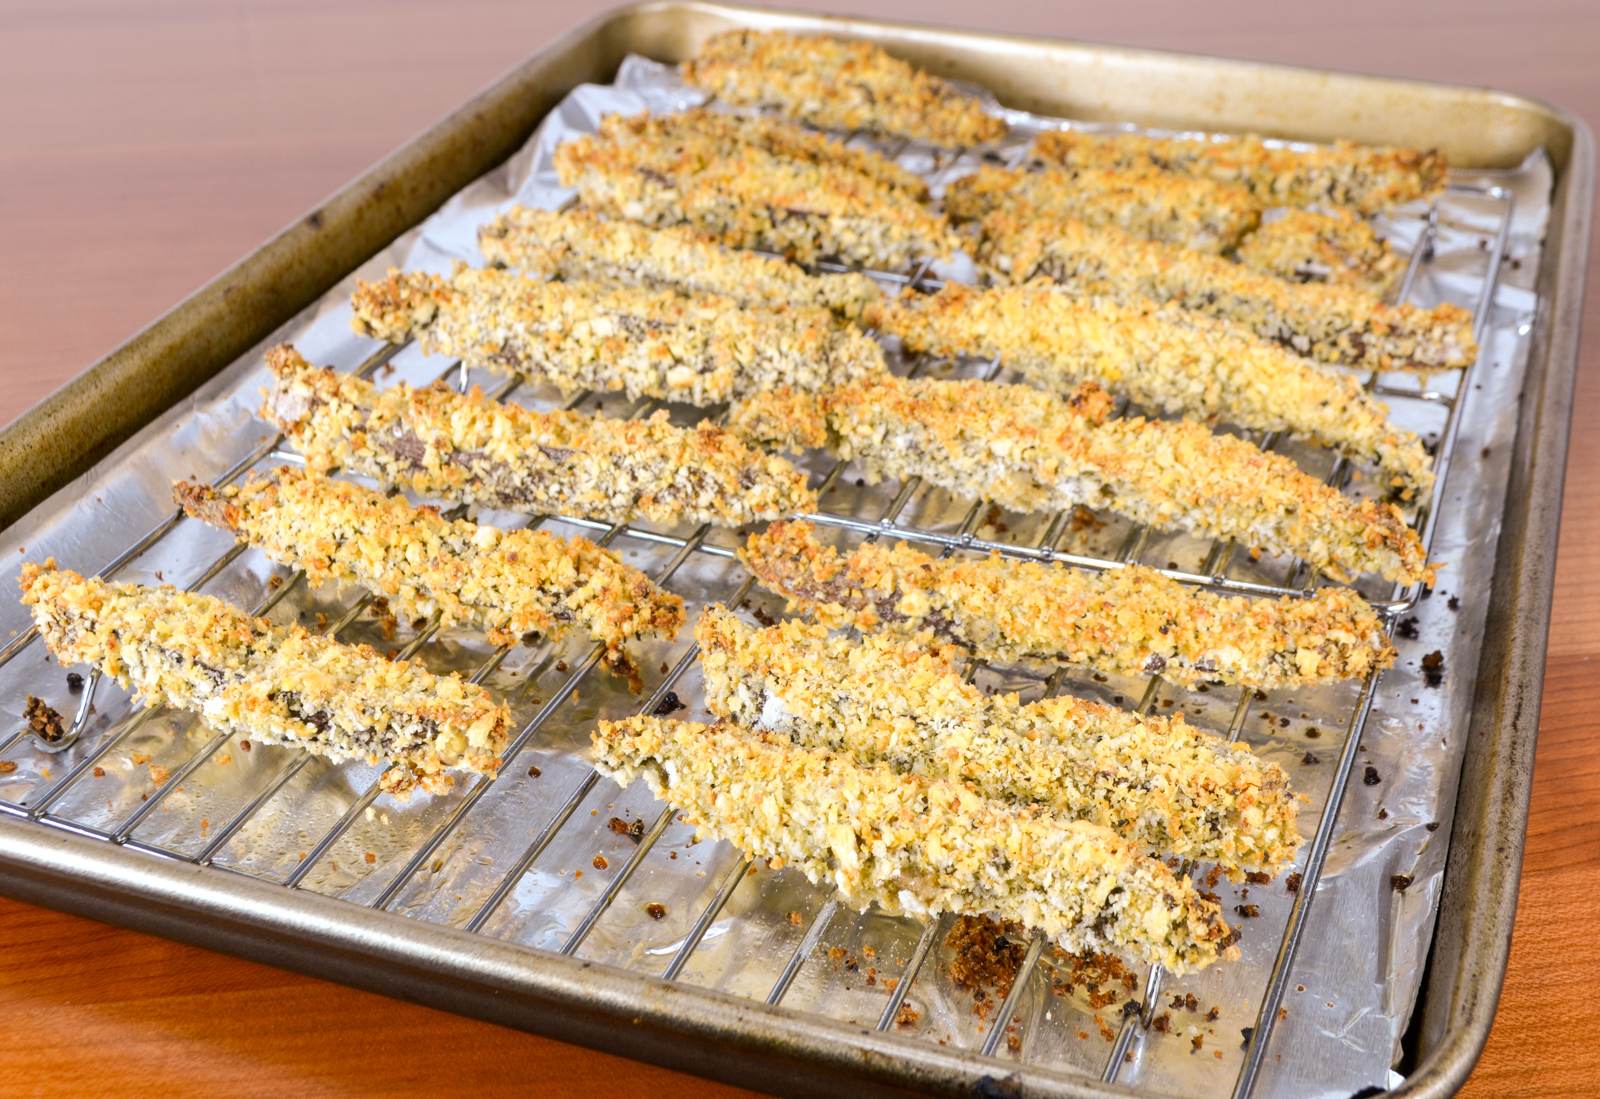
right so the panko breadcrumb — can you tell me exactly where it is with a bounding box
[1235,208,1404,297]
[729,375,1432,585]
[19,562,510,796]
[695,605,1301,875]
[865,281,1433,496]
[554,108,960,269]
[981,211,1475,374]
[1029,129,1447,215]
[592,714,1237,973]
[173,468,683,680]
[477,206,883,320]
[681,29,1006,149]
[740,520,1395,689]
[259,344,815,528]
[350,264,884,405]
[944,163,1260,254]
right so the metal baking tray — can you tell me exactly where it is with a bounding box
[0,4,1589,1096]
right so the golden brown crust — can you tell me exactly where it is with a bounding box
[945,163,1260,253]
[477,206,883,319]
[174,468,683,679]
[1235,208,1404,297]
[740,520,1395,689]
[1030,129,1447,215]
[731,373,1431,585]
[553,108,960,268]
[681,29,1006,149]
[981,211,1476,374]
[592,714,1237,972]
[350,265,885,406]
[19,562,510,796]
[865,281,1433,496]
[259,344,817,528]
[695,606,1301,875]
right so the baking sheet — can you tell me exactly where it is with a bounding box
[0,53,1552,1098]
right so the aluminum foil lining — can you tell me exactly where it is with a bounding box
[0,53,1552,1099]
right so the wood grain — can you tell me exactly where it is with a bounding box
[0,2,1595,1096]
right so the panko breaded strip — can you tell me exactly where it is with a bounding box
[1235,208,1404,297]
[696,606,1301,875]
[730,375,1430,585]
[982,212,1475,374]
[260,345,815,528]
[865,281,1434,496]
[1030,129,1447,215]
[554,109,960,268]
[477,206,883,320]
[740,520,1395,690]
[350,265,884,406]
[681,29,1006,149]
[19,563,510,796]
[173,468,683,682]
[651,107,931,198]
[593,715,1237,973]
[944,163,1260,254]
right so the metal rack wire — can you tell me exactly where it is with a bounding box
[0,110,1516,1097]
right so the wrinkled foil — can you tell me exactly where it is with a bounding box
[0,54,1552,1099]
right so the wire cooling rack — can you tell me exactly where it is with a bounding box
[0,114,1514,1098]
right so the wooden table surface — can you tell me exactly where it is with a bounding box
[1,1,1594,1095]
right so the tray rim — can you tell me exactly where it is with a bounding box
[0,4,1590,1096]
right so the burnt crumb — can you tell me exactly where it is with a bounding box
[659,662,670,675]
[895,1002,920,1028]
[644,902,667,920]
[65,671,84,693]
[1152,1012,1172,1033]
[1420,585,1433,600]
[23,696,66,743]
[1446,594,1460,611]
[1390,874,1413,893]
[1190,1034,1205,1054]
[1426,821,1441,832]
[527,765,541,777]
[1245,871,1271,886]
[1285,873,1303,894]
[1253,689,1268,702]
[1302,751,1320,766]
[948,916,1026,1017]
[1480,446,1492,459]
[555,660,569,673]
[1421,650,1446,688]
[1377,807,1389,820]
[854,477,866,488]
[1169,992,1199,1013]
[1206,1005,1220,1022]
[608,816,645,842]
[1304,726,1321,739]
[1396,616,1420,640]
[592,854,609,870]
[652,690,686,716]
[1363,765,1382,786]
[1234,904,1261,919]
[1121,1000,1142,1018]
[751,604,777,628]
